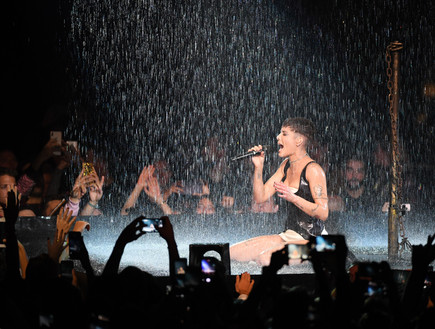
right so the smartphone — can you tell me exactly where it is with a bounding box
[201,257,216,275]
[287,243,310,260]
[366,281,386,297]
[60,260,74,281]
[50,131,62,156]
[357,262,380,280]
[174,258,188,288]
[69,231,82,259]
[82,162,96,176]
[141,218,163,233]
[311,235,344,253]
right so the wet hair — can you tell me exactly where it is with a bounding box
[282,117,315,147]
[346,153,366,169]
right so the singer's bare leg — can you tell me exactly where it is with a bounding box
[230,234,307,266]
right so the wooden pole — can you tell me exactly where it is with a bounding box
[388,48,401,261]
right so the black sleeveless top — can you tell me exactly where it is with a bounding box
[281,160,325,239]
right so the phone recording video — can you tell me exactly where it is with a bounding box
[174,258,188,288]
[60,260,74,281]
[201,257,216,275]
[68,231,82,259]
[311,235,344,253]
[50,131,62,156]
[141,218,163,233]
[287,243,310,260]
[200,257,217,283]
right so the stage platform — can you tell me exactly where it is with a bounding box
[13,211,435,277]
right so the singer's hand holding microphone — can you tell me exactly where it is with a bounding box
[231,145,269,162]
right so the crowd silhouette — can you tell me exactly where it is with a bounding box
[1,185,434,328]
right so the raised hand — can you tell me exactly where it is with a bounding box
[88,172,105,204]
[412,234,435,270]
[117,216,147,245]
[56,206,77,238]
[163,181,184,201]
[235,271,255,297]
[267,246,289,273]
[47,206,77,262]
[155,216,175,242]
[3,186,21,226]
[137,165,153,188]
[143,167,164,205]
[47,230,68,263]
[70,168,88,203]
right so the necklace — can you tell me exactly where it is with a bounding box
[289,153,308,164]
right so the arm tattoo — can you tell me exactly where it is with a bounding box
[256,173,262,180]
[311,204,319,213]
[294,202,304,210]
[314,185,323,198]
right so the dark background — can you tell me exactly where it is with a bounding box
[3,0,434,170]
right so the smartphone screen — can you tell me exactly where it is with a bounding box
[287,244,310,260]
[174,258,188,288]
[50,131,62,156]
[313,235,341,252]
[201,258,216,275]
[141,218,163,232]
[69,231,82,259]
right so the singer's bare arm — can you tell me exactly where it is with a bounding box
[253,159,287,203]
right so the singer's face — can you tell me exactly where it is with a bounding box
[276,127,299,157]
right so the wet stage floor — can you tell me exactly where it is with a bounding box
[15,211,434,277]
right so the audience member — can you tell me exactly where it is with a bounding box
[251,196,279,213]
[121,160,183,216]
[327,154,386,233]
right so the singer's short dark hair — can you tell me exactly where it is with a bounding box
[282,117,315,146]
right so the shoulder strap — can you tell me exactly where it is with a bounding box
[281,159,291,182]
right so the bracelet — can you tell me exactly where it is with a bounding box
[88,202,99,209]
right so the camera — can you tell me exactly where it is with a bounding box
[287,243,310,260]
[68,231,82,259]
[141,218,163,233]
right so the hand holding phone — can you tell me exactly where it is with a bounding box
[68,231,82,259]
